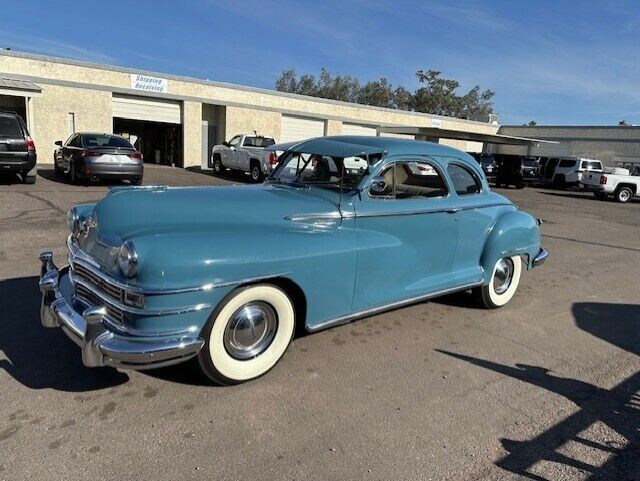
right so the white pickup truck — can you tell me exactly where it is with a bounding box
[210,134,277,182]
[581,167,640,203]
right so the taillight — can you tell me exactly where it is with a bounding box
[81,150,98,157]
[268,152,278,165]
[599,175,607,185]
[26,136,36,152]
[129,152,143,159]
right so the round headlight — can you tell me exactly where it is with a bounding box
[117,240,138,278]
[67,207,80,235]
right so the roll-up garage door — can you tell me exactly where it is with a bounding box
[281,115,325,142]
[112,95,181,124]
[342,123,378,136]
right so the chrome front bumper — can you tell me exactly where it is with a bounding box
[532,248,549,268]
[39,251,204,370]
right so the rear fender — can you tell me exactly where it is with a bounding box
[480,210,541,284]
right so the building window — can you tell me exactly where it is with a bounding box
[67,112,75,136]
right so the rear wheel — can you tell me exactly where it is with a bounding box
[198,284,295,385]
[475,256,522,308]
[615,186,633,203]
[553,174,565,188]
[593,191,606,200]
[250,161,264,183]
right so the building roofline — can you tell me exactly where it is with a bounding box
[0,48,494,127]
[501,125,640,129]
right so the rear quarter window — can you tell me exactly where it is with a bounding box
[447,163,481,195]
[0,115,23,137]
[559,159,576,168]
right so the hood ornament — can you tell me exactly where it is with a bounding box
[78,214,98,239]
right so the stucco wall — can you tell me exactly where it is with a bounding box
[325,119,342,136]
[224,106,281,141]
[182,101,202,168]
[28,84,112,164]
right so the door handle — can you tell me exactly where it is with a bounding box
[446,208,460,214]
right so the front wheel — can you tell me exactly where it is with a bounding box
[475,256,522,308]
[213,155,223,175]
[198,284,295,385]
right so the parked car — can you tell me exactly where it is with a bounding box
[581,167,640,203]
[521,157,540,181]
[543,156,603,188]
[54,133,143,185]
[0,110,37,184]
[495,157,525,188]
[477,154,498,179]
[39,136,547,385]
[210,133,276,182]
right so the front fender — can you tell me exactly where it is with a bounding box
[480,210,541,284]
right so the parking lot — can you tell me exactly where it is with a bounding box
[0,164,638,480]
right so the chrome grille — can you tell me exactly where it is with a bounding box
[75,284,125,323]
[72,263,124,302]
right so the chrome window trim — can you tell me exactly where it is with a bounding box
[308,281,483,332]
[446,161,485,196]
[67,235,290,295]
[366,158,451,201]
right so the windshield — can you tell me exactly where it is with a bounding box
[82,134,134,149]
[268,150,382,191]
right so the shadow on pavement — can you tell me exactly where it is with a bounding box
[0,276,128,391]
[436,302,640,480]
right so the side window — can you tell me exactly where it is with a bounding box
[243,136,256,147]
[371,161,448,199]
[447,163,481,195]
[228,135,242,148]
[69,135,81,148]
[559,159,576,168]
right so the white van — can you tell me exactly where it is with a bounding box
[542,157,603,187]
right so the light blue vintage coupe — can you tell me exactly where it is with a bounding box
[39,136,548,384]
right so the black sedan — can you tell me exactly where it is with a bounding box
[54,133,143,185]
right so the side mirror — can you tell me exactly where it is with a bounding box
[229,145,236,151]
[370,176,387,195]
[222,141,229,147]
[54,140,63,146]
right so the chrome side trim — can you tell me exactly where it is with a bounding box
[68,235,289,295]
[70,271,212,316]
[307,281,482,332]
[353,202,511,218]
[284,211,354,221]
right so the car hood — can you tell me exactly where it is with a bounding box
[85,184,340,243]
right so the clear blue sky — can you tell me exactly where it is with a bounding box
[1,0,639,125]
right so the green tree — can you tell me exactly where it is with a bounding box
[274,67,495,118]
[527,120,537,126]
[619,120,628,125]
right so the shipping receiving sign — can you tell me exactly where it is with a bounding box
[130,74,168,93]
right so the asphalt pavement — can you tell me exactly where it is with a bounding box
[0,165,638,480]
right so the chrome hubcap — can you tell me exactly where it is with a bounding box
[620,190,630,201]
[493,258,514,295]
[223,301,278,360]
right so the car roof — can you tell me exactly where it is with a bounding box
[76,132,126,137]
[293,135,477,165]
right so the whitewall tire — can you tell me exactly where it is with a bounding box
[198,284,295,385]
[476,256,522,308]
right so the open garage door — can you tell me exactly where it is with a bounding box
[281,115,325,143]
[113,95,181,124]
[342,123,377,136]
[113,95,183,167]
